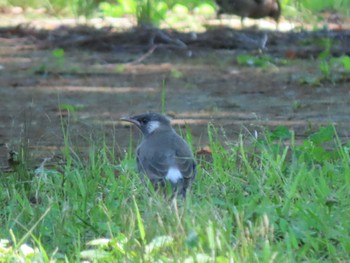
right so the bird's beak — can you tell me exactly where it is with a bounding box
[120,116,140,127]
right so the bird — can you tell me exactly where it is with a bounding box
[216,0,281,25]
[121,112,196,198]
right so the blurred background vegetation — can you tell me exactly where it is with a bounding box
[0,0,349,26]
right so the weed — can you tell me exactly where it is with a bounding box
[236,54,288,69]
[33,48,67,76]
[292,100,302,111]
[297,39,350,86]
[170,68,183,79]
[317,38,350,83]
[115,64,126,73]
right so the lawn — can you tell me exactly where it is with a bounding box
[1,124,349,262]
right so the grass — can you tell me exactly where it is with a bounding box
[0,122,350,262]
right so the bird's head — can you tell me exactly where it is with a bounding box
[121,112,172,136]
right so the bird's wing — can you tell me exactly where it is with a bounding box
[137,147,170,181]
[173,139,196,180]
[136,133,196,181]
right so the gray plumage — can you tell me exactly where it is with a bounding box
[216,0,281,22]
[121,112,196,197]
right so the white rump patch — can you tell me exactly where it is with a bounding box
[166,167,183,183]
[147,121,160,133]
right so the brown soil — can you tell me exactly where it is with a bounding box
[1,21,350,168]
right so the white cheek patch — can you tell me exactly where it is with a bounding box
[147,121,160,133]
[166,167,183,183]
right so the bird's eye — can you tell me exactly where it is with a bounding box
[140,117,147,124]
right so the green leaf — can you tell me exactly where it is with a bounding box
[236,54,280,68]
[110,234,128,255]
[119,0,137,13]
[236,54,256,66]
[172,4,189,14]
[58,103,78,113]
[156,1,168,16]
[115,64,126,73]
[309,126,335,145]
[340,56,350,71]
[269,126,291,140]
[133,196,146,244]
[52,48,65,58]
[170,68,183,79]
[99,2,125,17]
[310,146,332,162]
[319,61,330,78]
[194,3,215,15]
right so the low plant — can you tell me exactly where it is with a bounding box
[1,121,349,261]
[236,54,288,68]
[318,39,350,83]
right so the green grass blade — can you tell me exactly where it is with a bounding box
[133,195,146,245]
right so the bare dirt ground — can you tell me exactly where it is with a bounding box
[1,14,350,168]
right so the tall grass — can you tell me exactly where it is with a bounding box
[1,122,349,261]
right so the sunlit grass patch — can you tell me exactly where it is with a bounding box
[1,124,350,261]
